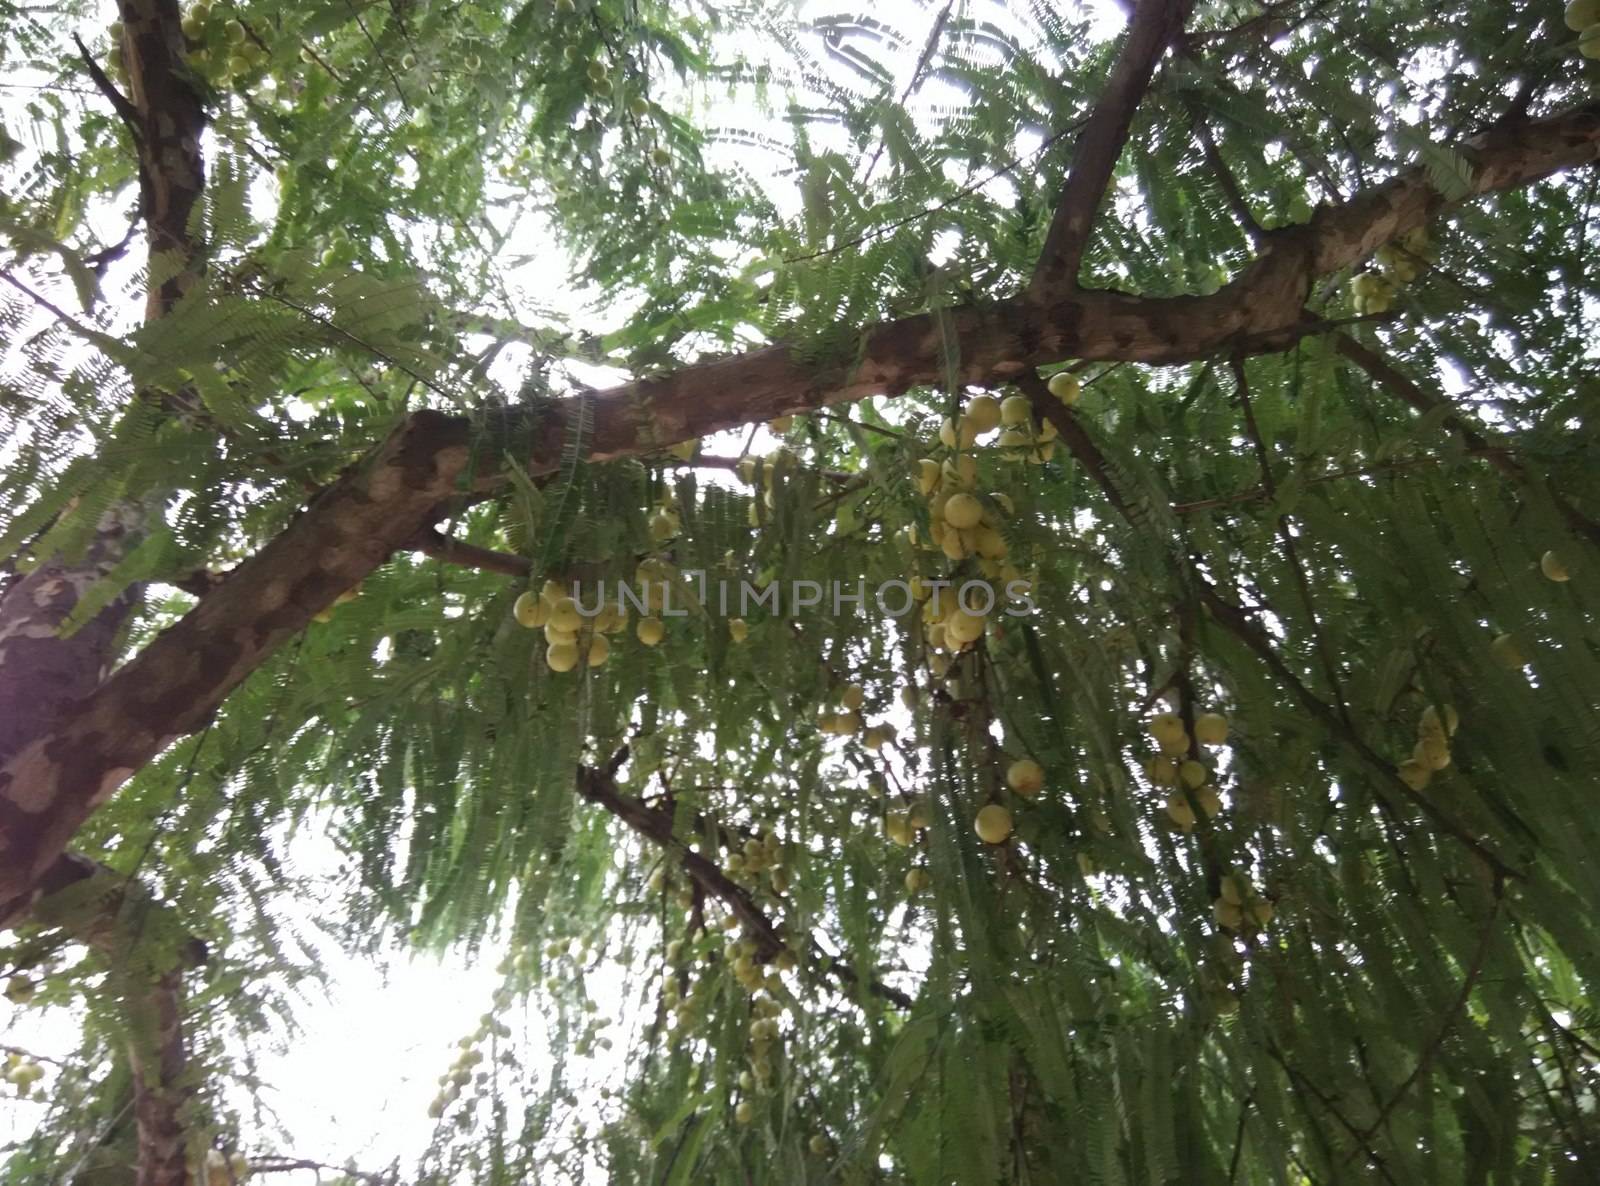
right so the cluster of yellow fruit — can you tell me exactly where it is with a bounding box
[514,580,625,671]
[734,995,787,1121]
[1568,0,1600,57]
[969,757,1047,845]
[738,448,799,527]
[1212,874,1273,932]
[4,1053,44,1098]
[723,831,789,896]
[1396,703,1458,791]
[1350,227,1431,314]
[1144,709,1229,831]
[816,682,895,747]
[200,1150,252,1184]
[172,5,273,90]
[427,979,524,1119]
[884,799,933,849]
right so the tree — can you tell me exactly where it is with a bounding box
[3,0,1599,1181]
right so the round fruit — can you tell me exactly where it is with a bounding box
[841,683,864,711]
[728,618,749,643]
[1165,793,1197,832]
[1193,712,1229,745]
[1144,756,1177,787]
[1149,712,1186,746]
[637,616,664,646]
[546,642,580,672]
[944,609,986,645]
[585,634,610,667]
[916,458,940,495]
[548,597,583,632]
[1047,371,1080,405]
[1396,759,1431,791]
[1006,758,1044,797]
[974,804,1013,844]
[999,394,1031,426]
[809,1134,829,1155]
[514,591,548,628]
[904,868,931,893]
[1489,632,1525,669]
[650,146,671,167]
[884,812,914,847]
[1194,787,1222,817]
[965,394,1001,433]
[943,492,983,530]
[1178,759,1207,789]
[629,96,650,117]
[1413,735,1450,771]
[1213,899,1243,930]
[1568,0,1600,29]
[1541,549,1571,581]
[1219,875,1243,906]
[735,1100,754,1125]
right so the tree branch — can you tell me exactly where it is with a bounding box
[574,760,914,1010]
[1030,0,1196,296]
[1333,333,1600,545]
[6,96,1595,924]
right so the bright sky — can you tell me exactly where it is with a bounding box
[2,1,1127,1180]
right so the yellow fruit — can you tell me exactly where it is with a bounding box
[945,609,986,645]
[514,591,549,628]
[1419,704,1459,738]
[1219,875,1243,906]
[841,683,864,711]
[974,525,1008,559]
[904,868,931,893]
[938,418,958,448]
[1541,549,1571,581]
[1413,735,1450,771]
[1194,787,1222,817]
[1213,899,1243,929]
[1490,632,1525,669]
[907,801,932,830]
[5,976,36,1005]
[1584,23,1600,58]
[1157,730,1191,757]
[540,578,568,604]
[916,458,940,495]
[1165,793,1197,832]
[1006,758,1044,797]
[548,597,583,632]
[974,804,1013,844]
[546,642,580,672]
[1248,899,1275,927]
[728,618,749,643]
[649,509,680,541]
[1179,759,1207,789]
[1149,712,1186,746]
[1047,371,1080,404]
[735,1100,755,1125]
[544,622,577,646]
[1568,0,1600,29]
[943,492,983,529]
[942,454,978,488]
[585,634,610,667]
[809,1133,830,1155]
[1397,758,1431,791]
[1193,712,1229,745]
[966,393,1001,433]
[999,394,1031,426]
[884,812,914,847]
[1144,756,1178,787]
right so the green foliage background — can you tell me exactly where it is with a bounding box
[2,0,1599,1183]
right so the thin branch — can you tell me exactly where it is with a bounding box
[1334,334,1600,545]
[1349,878,1505,1160]
[1192,111,1264,243]
[575,759,914,1010]
[1030,0,1196,296]
[409,529,531,578]
[72,33,141,136]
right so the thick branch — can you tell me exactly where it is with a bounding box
[5,98,1597,923]
[1031,0,1196,296]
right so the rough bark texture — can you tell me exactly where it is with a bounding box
[3,100,1598,932]
[0,6,209,1186]
[1031,0,1197,296]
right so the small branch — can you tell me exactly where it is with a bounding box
[575,759,914,1009]
[1230,357,1348,719]
[1348,877,1504,1160]
[1334,334,1600,545]
[72,33,142,137]
[409,529,531,578]
[1192,111,1265,244]
[249,1158,396,1185]
[1030,0,1196,296]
